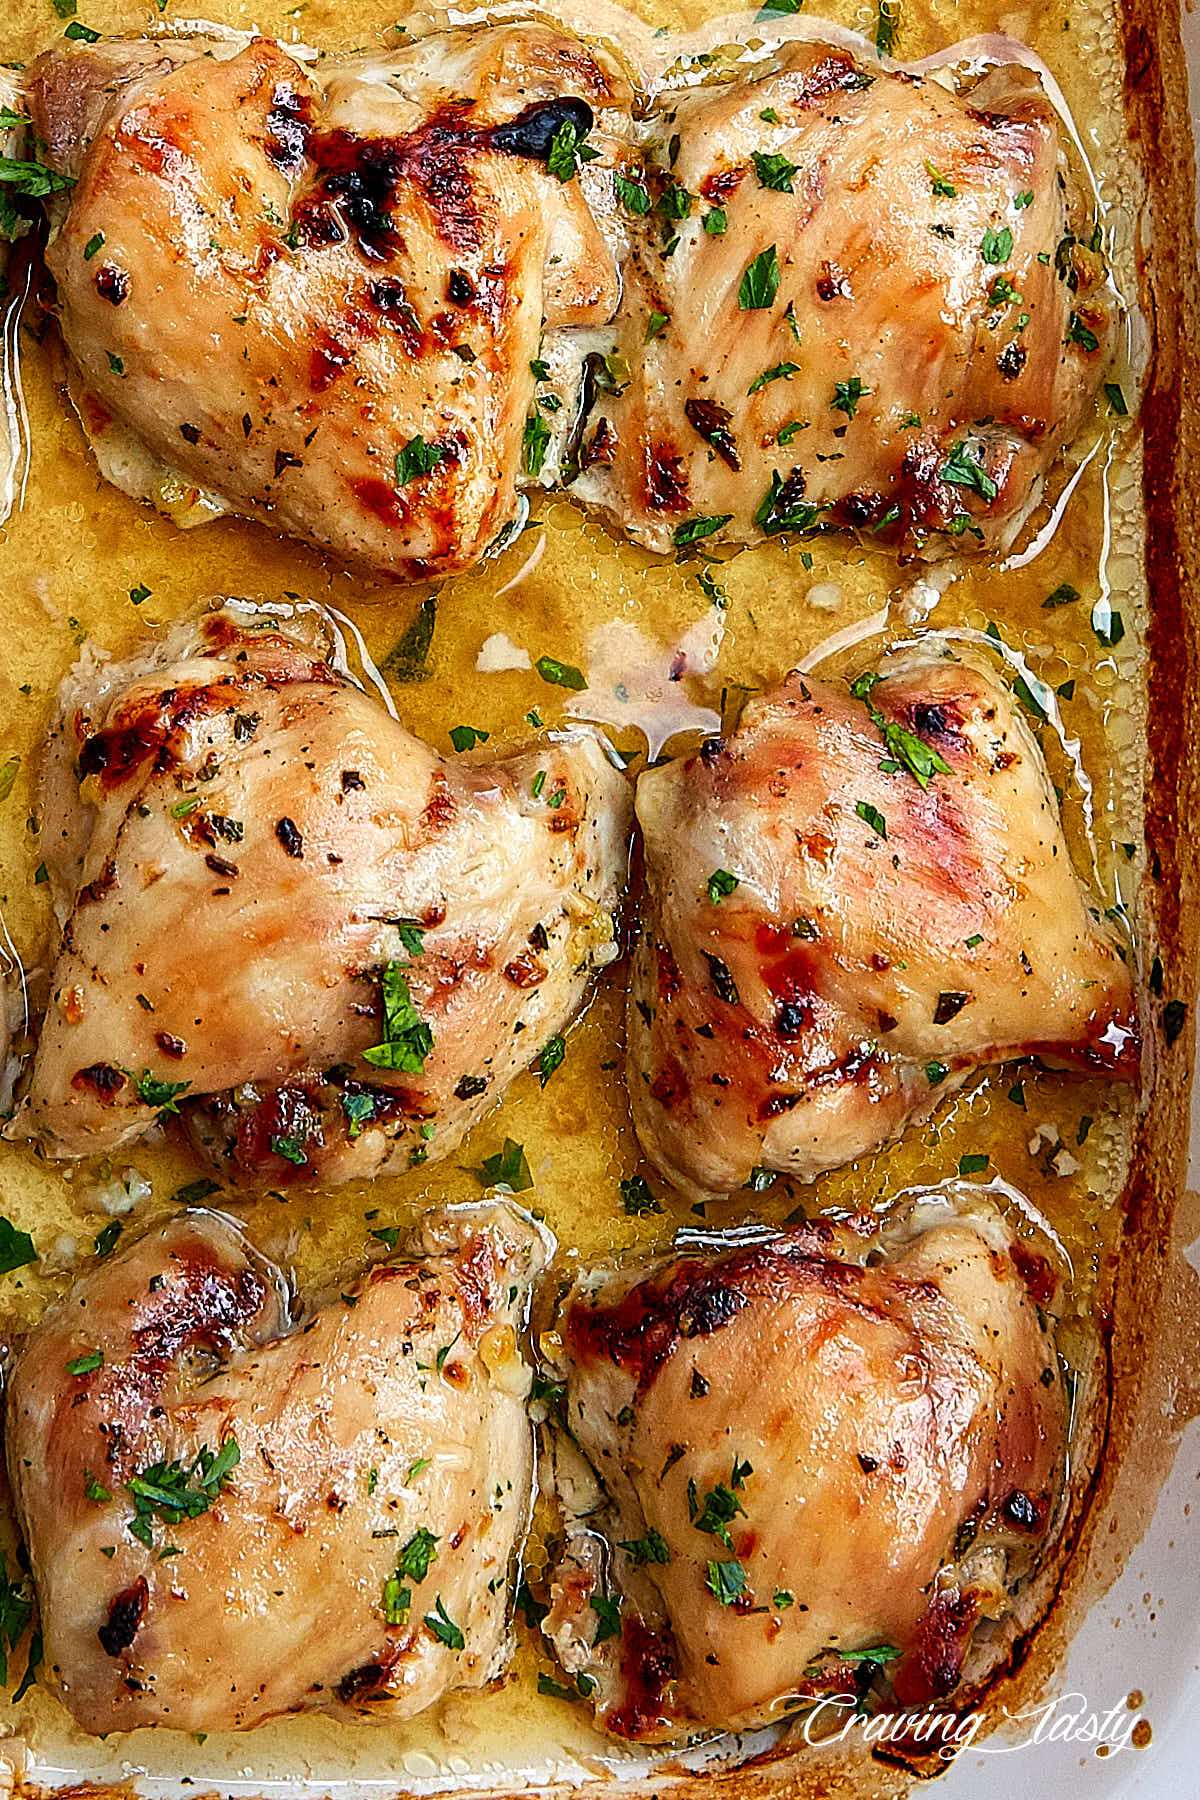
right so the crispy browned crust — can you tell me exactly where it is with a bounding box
[10,4,1199,1797]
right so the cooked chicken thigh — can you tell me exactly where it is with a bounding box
[6,1202,544,1734]
[542,1201,1065,1739]
[30,26,628,576]
[629,648,1138,1199]
[573,41,1110,556]
[13,606,629,1182]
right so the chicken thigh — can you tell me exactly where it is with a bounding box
[5,1201,545,1734]
[542,1201,1065,1739]
[573,41,1110,556]
[30,25,629,576]
[13,605,630,1183]
[629,647,1138,1199]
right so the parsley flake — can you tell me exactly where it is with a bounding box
[738,244,781,311]
[751,151,798,193]
[362,962,433,1073]
[394,435,447,486]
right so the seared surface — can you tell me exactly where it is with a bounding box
[546,1206,1065,1737]
[15,608,629,1181]
[6,1202,544,1732]
[629,650,1138,1197]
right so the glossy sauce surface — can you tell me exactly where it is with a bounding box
[0,0,1146,1785]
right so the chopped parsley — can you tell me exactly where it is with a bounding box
[589,1592,622,1644]
[656,180,693,222]
[1012,672,1051,723]
[546,119,599,183]
[613,169,651,215]
[475,1137,533,1193]
[449,724,489,752]
[706,868,739,902]
[1043,582,1080,608]
[751,151,798,193]
[383,1527,441,1624]
[926,160,957,198]
[755,470,820,537]
[690,1478,747,1549]
[988,274,1023,307]
[0,150,76,249]
[673,515,731,547]
[747,361,800,396]
[958,1153,989,1176]
[831,377,868,420]
[738,244,781,311]
[126,1438,239,1547]
[697,567,727,608]
[424,1595,465,1650]
[855,800,887,838]
[703,207,727,236]
[620,1175,662,1216]
[94,1221,121,1259]
[925,1060,949,1085]
[0,1217,36,1273]
[941,440,998,502]
[270,1134,309,1166]
[1068,312,1100,352]
[362,962,433,1073]
[538,1035,565,1087]
[536,654,587,690]
[1092,602,1125,649]
[1104,382,1129,416]
[134,1070,190,1117]
[384,593,437,684]
[875,0,901,55]
[66,1350,104,1376]
[522,411,552,479]
[807,1642,901,1674]
[849,672,950,789]
[981,225,1014,264]
[619,1528,671,1565]
[0,1556,33,1687]
[394,435,447,486]
[705,1558,748,1606]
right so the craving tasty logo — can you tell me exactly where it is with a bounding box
[801,1690,1145,1762]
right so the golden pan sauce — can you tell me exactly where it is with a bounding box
[0,0,1152,1786]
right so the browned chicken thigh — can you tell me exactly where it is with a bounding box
[542,1201,1066,1739]
[12,606,630,1184]
[30,26,628,576]
[573,40,1110,556]
[6,1202,544,1734]
[629,647,1138,1199]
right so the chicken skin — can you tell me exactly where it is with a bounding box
[542,1201,1065,1739]
[629,647,1138,1199]
[573,41,1110,556]
[30,26,628,576]
[13,605,629,1183]
[5,1202,545,1734]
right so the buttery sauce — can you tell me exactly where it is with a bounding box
[0,0,1148,1788]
